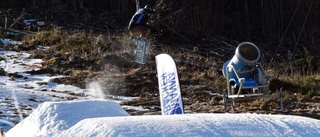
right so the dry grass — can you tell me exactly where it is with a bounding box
[19,28,320,99]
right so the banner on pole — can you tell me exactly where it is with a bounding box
[155,53,184,115]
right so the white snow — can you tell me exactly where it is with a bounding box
[0,38,22,46]
[6,100,130,137]
[5,100,320,137]
[1,39,320,137]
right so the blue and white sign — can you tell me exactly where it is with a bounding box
[156,53,184,115]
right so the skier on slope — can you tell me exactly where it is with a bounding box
[128,4,156,38]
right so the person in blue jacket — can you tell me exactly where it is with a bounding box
[128,4,155,38]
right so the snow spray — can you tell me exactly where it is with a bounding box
[86,81,106,99]
[12,91,24,121]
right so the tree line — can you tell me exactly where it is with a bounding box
[1,0,319,57]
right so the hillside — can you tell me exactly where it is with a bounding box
[0,1,320,121]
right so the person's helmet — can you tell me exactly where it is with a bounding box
[144,4,154,12]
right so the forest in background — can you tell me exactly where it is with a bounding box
[0,0,319,72]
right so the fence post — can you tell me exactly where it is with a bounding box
[280,87,283,111]
[136,0,140,11]
[223,89,227,112]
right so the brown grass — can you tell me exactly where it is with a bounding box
[19,28,320,99]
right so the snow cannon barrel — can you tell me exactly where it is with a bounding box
[222,42,261,86]
[229,42,260,69]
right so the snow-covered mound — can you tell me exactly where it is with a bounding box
[6,100,130,137]
[6,100,320,137]
[58,113,320,137]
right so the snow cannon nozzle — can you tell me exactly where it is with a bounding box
[222,42,262,78]
[234,42,260,67]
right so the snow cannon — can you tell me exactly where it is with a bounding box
[222,42,270,97]
[229,42,260,70]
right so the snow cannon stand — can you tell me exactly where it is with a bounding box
[222,42,274,112]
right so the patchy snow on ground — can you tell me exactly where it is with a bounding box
[0,38,22,46]
[1,39,320,137]
[0,40,92,132]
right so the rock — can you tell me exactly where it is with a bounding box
[0,56,5,61]
[28,98,39,102]
[8,72,24,78]
[0,68,6,76]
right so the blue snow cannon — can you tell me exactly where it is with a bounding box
[222,42,270,96]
